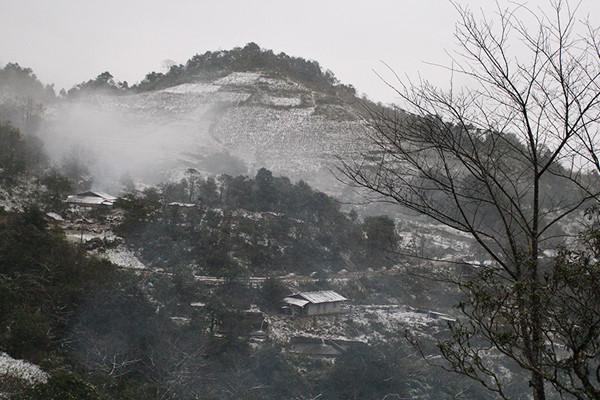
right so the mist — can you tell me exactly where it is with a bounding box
[39,88,248,193]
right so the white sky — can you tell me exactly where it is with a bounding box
[2,0,600,104]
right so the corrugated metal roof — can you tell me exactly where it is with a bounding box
[67,196,112,205]
[284,297,310,307]
[71,191,118,200]
[67,191,117,206]
[293,290,347,304]
[89,191,118,201]
[90,190,117,200]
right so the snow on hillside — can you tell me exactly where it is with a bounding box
[257,76,302,91]
[214,71,262,86]
[41,69,367,195]
[263,95,302,107]
[268,304,441,344]
[213,104,365,177]
[99,245,147,270]
[0,352,48,385]
[161,82,219,94]
[0,180,41,212]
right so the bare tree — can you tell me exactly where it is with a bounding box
[339,1,600,399]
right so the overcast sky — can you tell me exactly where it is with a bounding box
[2,0,600,103]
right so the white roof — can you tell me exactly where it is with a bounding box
[80,191,118,200]
[67,196,114,206]
[168,202,196,207]
[291,290,347,304]
[284,297,310,307]
[46,212,64,221]
[67,191,117,206]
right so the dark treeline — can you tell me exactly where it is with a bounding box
[0,63,55,134]
[63,43,358,99]
[0,124,47,185]
[118,167,398,277]
[131,42,357,96]
[2,43,358,101]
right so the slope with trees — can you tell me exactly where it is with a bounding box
[340,1,600,399]
[132,42,357,98]
[0,63,55,134]
[0,151,486,399]
[117,168,400,277]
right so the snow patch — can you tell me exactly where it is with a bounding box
[100,246,147,270]
[46,212,64,221]
[267,304,438,344]
[0,352,48,384]
[258,77,300,90]
[161,82,220,94]
[263,95,302,107]
[215,72,262,86]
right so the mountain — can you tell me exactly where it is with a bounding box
[2,44,577,400]
[0,46,480,263]
[38,44,372,199]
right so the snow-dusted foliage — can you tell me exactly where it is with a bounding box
[0,352,48,384]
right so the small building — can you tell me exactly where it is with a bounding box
[66,191,118,207]
[283,290,347,316]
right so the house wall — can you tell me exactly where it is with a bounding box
[306,301,342,315]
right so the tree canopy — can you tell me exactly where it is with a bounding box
[340,1,600,399]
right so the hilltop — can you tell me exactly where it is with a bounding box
[23,44,372,200]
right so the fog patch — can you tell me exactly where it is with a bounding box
[38,91,246,191]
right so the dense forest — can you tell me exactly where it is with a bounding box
[117,168,398,277]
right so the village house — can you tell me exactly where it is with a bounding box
[66,191,118,208]
[283,290,347,316]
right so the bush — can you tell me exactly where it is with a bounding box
[18,372,101,400]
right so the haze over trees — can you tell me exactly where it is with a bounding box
[0,63,54,134]
[341,1,600,399]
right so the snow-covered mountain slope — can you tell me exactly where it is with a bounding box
[40,71,368,197]
[37,70,487,263]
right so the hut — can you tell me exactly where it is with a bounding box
[283,290,347,316]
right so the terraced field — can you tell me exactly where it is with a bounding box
[41,71,367,194]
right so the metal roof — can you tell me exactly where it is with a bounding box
[67,196,114,205]
[67,191,117,206]
[284,297,310,307]
[76,191,118,200]
[292,290,347,304]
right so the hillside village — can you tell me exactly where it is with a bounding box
[0,158,483,399]
[2,33,599,399]
[56,190,458,351]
